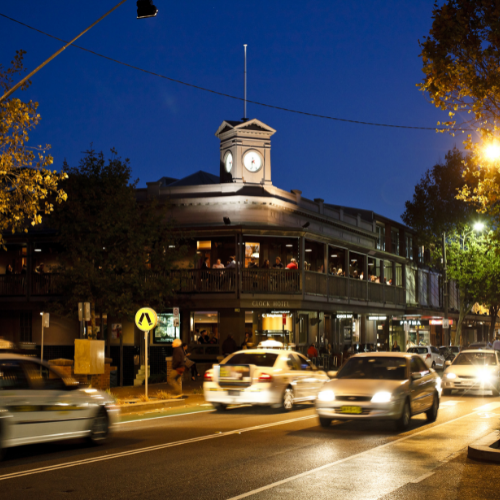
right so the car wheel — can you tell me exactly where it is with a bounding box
[443,389,452,396]
[214,403,227,411]
[395,399,411,431]
[87,408,109,445]
[426,393,439,422]
[319,417,332,428]
[282,387,294,411]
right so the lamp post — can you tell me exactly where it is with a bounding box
[442,232,449,346]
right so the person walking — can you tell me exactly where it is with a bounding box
[392,340,401,352]
[307,343,319,359]
[183,342,199,380]
[168,338,185,396]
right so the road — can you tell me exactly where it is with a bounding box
[1,393,500,500]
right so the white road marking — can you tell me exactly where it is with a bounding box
[440,400,464,406]
[0,415,317,482]
[226,406,498,500]
[411,471,435,483]
[473,402,500,412]
[117,409,215,425]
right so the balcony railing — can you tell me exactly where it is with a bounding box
[31,273,61,295]
[242,269,301,294]
[170,269,235,293]
[0,275,26,296]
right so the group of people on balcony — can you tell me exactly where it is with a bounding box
[327,265,393,285]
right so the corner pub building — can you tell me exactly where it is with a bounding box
[0,117,494,384]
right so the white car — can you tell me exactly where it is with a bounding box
[204,348,329,411]
[0,354,118,457]
[442,349,500,396]
[407,346,445,369]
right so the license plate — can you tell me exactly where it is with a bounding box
[228,390,240,396]
[339,406,362,414]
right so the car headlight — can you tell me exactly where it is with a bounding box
[371,391,392,403]
[317,390,335,402]
[446,373,456,379]
[478,370,492,383]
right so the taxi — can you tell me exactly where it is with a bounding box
[204,342,329,411]
[0,354,118,457]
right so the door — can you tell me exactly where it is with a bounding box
[409,356,427,414]
[284,353,304,399]
[296,354,322,399]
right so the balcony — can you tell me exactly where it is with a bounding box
[170,269,236,293]
[241,269,301,294]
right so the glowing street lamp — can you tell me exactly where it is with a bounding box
[473,222,485,232]
[483,143,500,162]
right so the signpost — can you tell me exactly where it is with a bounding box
[40,312,49,361]
[135,307,158,400]
[173,307,180,339]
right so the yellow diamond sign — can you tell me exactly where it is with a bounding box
[135,307,158,331]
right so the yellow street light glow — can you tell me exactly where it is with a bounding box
[483,143,500,161]
[474,222,485,231]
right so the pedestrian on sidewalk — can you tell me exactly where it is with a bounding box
[183,342,199,380]
[168,338,185,395]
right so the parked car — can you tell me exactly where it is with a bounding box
[315,352,441,430]
[0,354,118,457]
[442,349,500,396]
[203,348,329,411]
[439,346,456,362]
[407,346,445,369]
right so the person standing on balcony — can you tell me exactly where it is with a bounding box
[226,256,236,268]
[273,257,283,269]
[261,259,270,269]
[201,257,209,270]
[286,258,298,270]
[212,259,224,269]
[5,265,13,275]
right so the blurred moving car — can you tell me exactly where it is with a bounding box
[407,346,445,369]
[0,355,118,456]
[315,353,441,430]
[442,349,500,396]
[204,348,329,410]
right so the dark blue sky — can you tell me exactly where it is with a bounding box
[2,0,461,222]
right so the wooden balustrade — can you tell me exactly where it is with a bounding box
[0,275,26,296]
[241,269,301,294]
[31,273,60,295]
[170,269,235,293]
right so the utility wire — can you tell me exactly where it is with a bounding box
[0,12,471,132]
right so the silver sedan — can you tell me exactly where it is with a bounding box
[204,349,329,411]
[315,352,441,430]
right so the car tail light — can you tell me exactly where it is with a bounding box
[204,372,212,381]
[258,373,273,382]
[426,354,431,359]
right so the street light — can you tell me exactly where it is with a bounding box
[473,222,485,232]
[483,143,500,162]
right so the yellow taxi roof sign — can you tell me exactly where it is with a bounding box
[135,307,158,331]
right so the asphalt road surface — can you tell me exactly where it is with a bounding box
[1,393,500,500]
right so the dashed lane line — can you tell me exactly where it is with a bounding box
[0,415,317,482]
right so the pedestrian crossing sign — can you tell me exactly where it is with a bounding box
[135,307,158,331]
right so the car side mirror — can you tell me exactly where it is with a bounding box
[445,360,452,366]
[327,371,338,378]
[411,372,422,380]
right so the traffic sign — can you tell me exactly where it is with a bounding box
[173,317,180,327]
[173,307,179,317]
[443,318,450,329]
[135,307,158,331]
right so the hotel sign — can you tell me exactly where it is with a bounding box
[251,300,290,308]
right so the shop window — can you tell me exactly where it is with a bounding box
[191,311,219,343]
[245,242,260,268]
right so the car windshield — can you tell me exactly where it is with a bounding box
[337,357,407,380]
[223,353,278,367]
[453,352,497,366]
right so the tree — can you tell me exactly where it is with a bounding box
[418,1,500,238]
[50,148,185,368]
[445,227,489,346]
[401,147,476,247]
[0,50,67,246]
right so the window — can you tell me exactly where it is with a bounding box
[411,356,428,373]
[391,228,399,255]
[338,357,407,380]
[376,224,385,251]
[418,246,424,264]
[223,353,278,367]
[0,360,29,390]
[23,361,67,390]
[431,347,440,354]
[297,354,314,371]
[406,235,413,260]
[286,354,301,371]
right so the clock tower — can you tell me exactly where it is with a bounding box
[215,119,276,185]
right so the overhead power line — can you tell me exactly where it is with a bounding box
[0,12,470,132]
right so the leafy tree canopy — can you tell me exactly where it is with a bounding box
[0,50,67,246]
[401,147,478,247]
[418,1,500,238]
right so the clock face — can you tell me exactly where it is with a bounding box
[224,152,233,173]
[243,151,262,172]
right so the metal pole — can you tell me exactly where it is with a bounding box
[243,44,247,119]
[442,231,449,345]
[145,330,149,400]
[0,0,128,102]
[41,321,44,362]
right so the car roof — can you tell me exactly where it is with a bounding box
[460,349,497,353]
[229,349,294,356]
[0,353,36,361]
[352,352,412,358]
